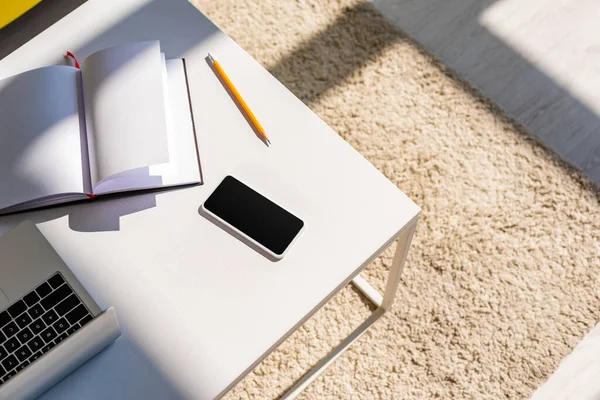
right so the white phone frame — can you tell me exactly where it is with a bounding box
[200,176,305,261]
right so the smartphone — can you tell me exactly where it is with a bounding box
[201,176,304,259]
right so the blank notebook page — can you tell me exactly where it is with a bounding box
[81,41,170,186]
[0,66,87,210]
[92,58,200,195]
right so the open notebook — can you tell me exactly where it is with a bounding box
[0,41,202,214]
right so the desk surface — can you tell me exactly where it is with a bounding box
[0,0,420,398]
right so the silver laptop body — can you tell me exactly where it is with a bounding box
[0,221,120,399]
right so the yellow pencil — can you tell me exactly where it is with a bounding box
[208,53,271,145]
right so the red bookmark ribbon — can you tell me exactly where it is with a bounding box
[65,51,80,69]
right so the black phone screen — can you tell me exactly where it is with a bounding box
[203,176,304,256]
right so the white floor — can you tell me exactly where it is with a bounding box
[372,0,600,185]
[530,322,600,400]
[370,0,600,397]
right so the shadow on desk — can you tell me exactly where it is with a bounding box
[0,192,157,233]
[39,338,187,400]
[66,192,158,232]
[0,181,199,233]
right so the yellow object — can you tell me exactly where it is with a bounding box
[208,53,271,145]
[0,0,41,29]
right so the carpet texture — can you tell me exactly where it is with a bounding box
[192,1,600,398]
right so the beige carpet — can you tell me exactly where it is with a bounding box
[192,1,600,398]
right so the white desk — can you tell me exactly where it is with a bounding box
[0,0,420,398]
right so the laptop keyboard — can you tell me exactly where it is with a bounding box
[0,273,94,386]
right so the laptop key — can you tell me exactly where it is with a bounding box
[0,345,7,361]
[29,319,46,335]
[29,351,42,363]
[35,282,52,299]
[79,315,93,326]
[66,305,88,325]
[41,309,59,326]
[4,337,19,353]
[28,304,44,320]
[40,284,73,311]
[15,345,32,362]
[7,300,26,319]
[55,294,80,316]
[1,321,18,338]
[40,326,57,344]
[15,312,32,329]
[16,361,30,372]
[1,355,17,371]
[53,318,69,335]
[4,369,16,380]
[16,327,34,344]
[48,273,65,289]
[41,342,55,354]
[23,291,40,307]
[0,312,10,329]
[0,331,5,344]
[66,325,79,335]
[0,363,5,377]
[28,337,44,353]
[55,333,68,344]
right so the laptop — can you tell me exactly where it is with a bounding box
[0,221,121,399]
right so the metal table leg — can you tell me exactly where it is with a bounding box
[280,221,417,399]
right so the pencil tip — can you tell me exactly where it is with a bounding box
[207,53,214,63]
